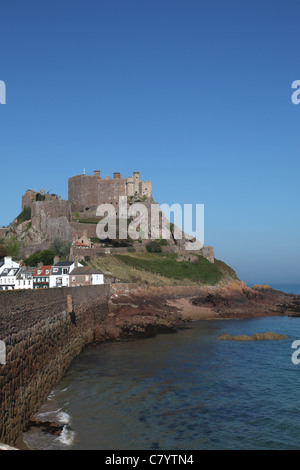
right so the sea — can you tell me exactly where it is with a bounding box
[23,283,300,450]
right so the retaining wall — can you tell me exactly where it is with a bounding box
[0,284,110,445]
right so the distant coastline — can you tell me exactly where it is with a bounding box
[246,283,300,296]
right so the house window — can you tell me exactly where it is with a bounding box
[86,276,89,282]
[63,268,68,275]
[72,277,75,282]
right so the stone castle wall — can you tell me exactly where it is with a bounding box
[70,244,214,263]
[32,199,71,221]
[68,171,152,213]
[70,222,98,239]
[161,245,214,263]
[0,284,110,445]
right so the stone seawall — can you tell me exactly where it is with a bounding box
[0,285,110,446]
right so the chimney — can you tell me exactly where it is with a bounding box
[4,256,12,266]
[113,172,121,179]
[94,170,100,177]
[75,256,78,268]
[54,255,60,265]
[38,262,43,268]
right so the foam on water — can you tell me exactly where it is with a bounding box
[58,426,76,446]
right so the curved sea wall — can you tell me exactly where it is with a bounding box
[0,285,110,446]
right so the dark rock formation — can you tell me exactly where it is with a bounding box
[217,332,288,341]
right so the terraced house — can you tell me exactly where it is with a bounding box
[0,257,104,290]
[32,265,52,289]
[0,267,20,290]
[50,260,83,288]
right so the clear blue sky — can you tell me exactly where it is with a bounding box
[0,0,299,285]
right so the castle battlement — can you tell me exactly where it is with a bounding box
[68,170,152,212]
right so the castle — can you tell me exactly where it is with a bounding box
[0,170,214,263]
[68,171,152,213]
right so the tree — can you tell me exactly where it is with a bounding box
[6,237,18,257]
[0,245,7,258]
[50,238,71,258]
[24,249,56,267]
[39,249,56,265]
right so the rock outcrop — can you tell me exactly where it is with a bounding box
[216,332,288,341]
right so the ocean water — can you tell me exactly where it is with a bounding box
[23,285,300,450]
[268,284,300,295]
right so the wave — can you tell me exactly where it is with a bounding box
[57,411,71,425]
[58,425,76,446]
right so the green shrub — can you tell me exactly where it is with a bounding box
[0,245,7,258]
[16,206,31,225]
[6,237,18,257]
[50,238,71,258]
[24,249,56,267]
[146,241,162,253]
[36,193,46,202]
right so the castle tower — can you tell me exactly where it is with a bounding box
[126,176,134,197]
[68,170,152,212]
[133,171,140,195]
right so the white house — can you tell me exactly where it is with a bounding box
[15,267,35,290]
[0,257,19,275]
[69,266,104,287]
[50,261,83,288]
[0,267,20,290]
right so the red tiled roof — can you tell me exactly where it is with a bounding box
[33,265,53,277]
[74,241,90,247]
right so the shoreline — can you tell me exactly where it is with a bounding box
[4,282,300,450]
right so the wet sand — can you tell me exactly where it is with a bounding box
[167,297,218,321]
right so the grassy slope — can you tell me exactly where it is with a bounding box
[91,252,239,286]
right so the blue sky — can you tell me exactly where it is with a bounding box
[0,0,299,285]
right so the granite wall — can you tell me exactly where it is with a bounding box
[0,284,110,446]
